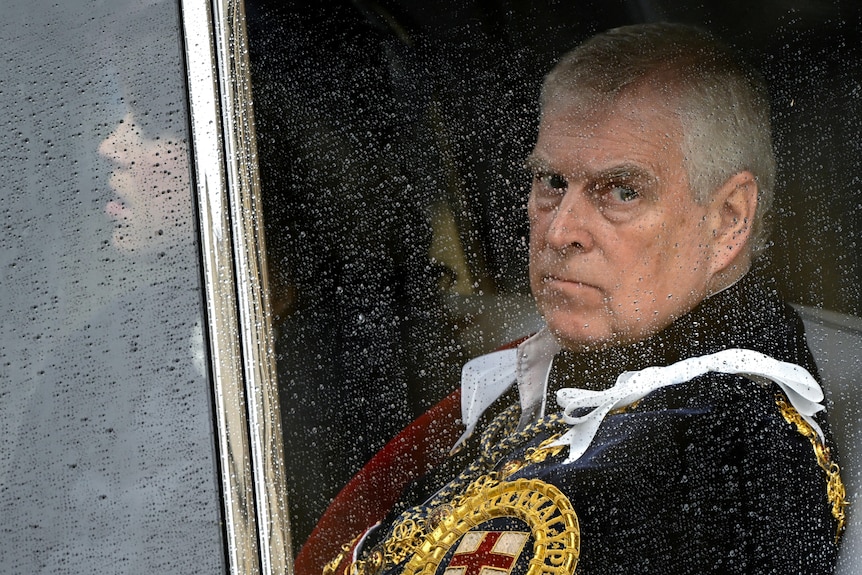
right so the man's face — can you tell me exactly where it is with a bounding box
[527,91,718,351]
[99,111,191,255]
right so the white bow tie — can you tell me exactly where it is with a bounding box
[549,348,825,463]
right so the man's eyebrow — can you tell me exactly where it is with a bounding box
[523,154,550,172]
[522,157,655,182]
[593,164,655,182]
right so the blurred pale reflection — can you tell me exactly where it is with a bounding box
[100,111,192,255]
[0,1,223,573]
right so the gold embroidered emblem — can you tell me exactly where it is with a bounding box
[400,478,579,575]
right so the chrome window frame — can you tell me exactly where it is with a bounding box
[180,1,291,574]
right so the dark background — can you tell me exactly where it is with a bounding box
[246,0,862,550]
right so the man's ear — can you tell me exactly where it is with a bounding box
[707,170,758,276]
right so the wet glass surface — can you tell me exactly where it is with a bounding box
[0,1,225,572]
[246,0,861,568]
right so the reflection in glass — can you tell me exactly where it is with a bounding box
[0,1,224,572]
[100,111,192,256]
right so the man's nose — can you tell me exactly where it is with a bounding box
[545,190,595,252]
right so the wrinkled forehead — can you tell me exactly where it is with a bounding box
[540,80,682,130]
[535,85,685,160]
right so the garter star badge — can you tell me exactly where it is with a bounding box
[403,478,579,575]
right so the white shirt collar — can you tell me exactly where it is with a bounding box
[453,326,558,450]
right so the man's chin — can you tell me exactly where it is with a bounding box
[548,313,685,352]
[545,317,616,353]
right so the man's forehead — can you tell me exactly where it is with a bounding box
[530,91,683,173]
[528,122,680,176]
[542,82,680,129]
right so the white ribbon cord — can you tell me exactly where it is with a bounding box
[548,348,826,464]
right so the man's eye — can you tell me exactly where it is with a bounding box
[549,174,568,190]
[608,185,639,202]
[535,172,567,191]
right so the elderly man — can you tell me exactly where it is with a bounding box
[308,22,846,575]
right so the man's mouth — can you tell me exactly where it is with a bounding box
[543,275,598,289]
[539,275,606,302]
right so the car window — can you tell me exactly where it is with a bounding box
[0,1,225,572]
[246,1,861,568]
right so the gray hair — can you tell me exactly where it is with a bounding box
[541,23,775,256]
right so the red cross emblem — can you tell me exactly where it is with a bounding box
[444,531,529,575]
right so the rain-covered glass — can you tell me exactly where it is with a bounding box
[246,0,861,571]
[0,1,225,573]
